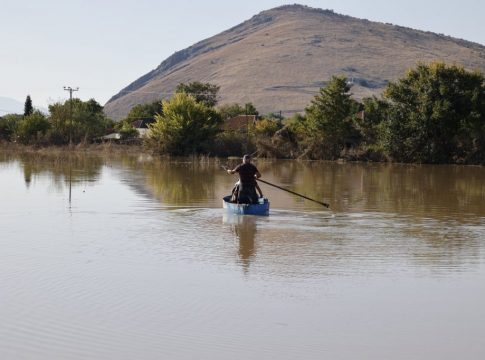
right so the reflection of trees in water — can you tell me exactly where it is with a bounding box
[251,160,485,270]
[366,164,485,218]
[126,159,223,205]
[2,152,103,189]
[262,161,485,220]
[259,159,304,186]
[3,152,483,271]
[401,219,483,271]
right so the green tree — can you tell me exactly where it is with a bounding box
[218,102,258,119]
[383,62,485,163]
[125,100,163,120]
[265,111,284,122]
[258,113,306,158]
[119,122,139,140]
[176,81,220,107]
[254,118,281,137]
[47,101,70,143]
[0,114,23,141]
[48,98,109,144]
[147,93,222,155]
[304,75,360,159]
[116,100,164,135]
[78,99,109,141]
[243,102,258,116]
[359,96,389,145]
[218,103,245,119]
[16,111,50,144]
[24,95,33,117]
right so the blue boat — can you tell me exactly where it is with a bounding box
[222,196,270,216]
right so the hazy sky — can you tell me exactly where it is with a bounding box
[1,0,483,112]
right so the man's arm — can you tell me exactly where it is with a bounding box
[227,164,240,175]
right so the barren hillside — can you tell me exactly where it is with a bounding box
[104,4,485,120]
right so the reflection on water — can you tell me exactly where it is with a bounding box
[2,153,485,220]
[0,152,104,190]
[138,160,220,206]
[224,214,258,271]
[257,161,485,220]
[1,153,485,360]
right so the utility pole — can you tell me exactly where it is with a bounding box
[63,86,79,145]
[63,86,78,206]
[245,103,249,154]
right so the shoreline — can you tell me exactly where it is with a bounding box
[0,142,148,156]
[1,142,483,167]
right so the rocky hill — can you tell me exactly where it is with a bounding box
[104,4,485,120]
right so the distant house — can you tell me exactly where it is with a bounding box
[131,118,155,137]
[223,115,257,132]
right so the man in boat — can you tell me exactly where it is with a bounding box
[230,179,264,203]
[227,154,262,204]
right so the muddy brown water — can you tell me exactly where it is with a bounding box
[1,153,484,359]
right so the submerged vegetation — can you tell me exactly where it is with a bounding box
[1,62,484,164]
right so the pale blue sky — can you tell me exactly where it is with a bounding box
[0,0,483,111]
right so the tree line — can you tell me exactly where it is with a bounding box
[1,62,484,164]
[141,62,485,164]
[0,97,111,145]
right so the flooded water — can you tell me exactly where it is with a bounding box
[1,152,485,360]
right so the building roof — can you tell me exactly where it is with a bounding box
[223,115,257,131]
[131,118,155,129]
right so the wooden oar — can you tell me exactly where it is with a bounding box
[257,178,330,208]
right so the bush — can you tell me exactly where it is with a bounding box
[146,93,222,155]
[16,111,50,144]
[123,100,163,122]
[358,96,389,145]
[118,122,139,140]
[48,98,109,144]
[254,118,281,137]
[382,62,485,163]
[0,114,23,141]
[208,131,253,157]
[303,76,361,159]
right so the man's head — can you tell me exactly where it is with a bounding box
[242,154,251,164]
